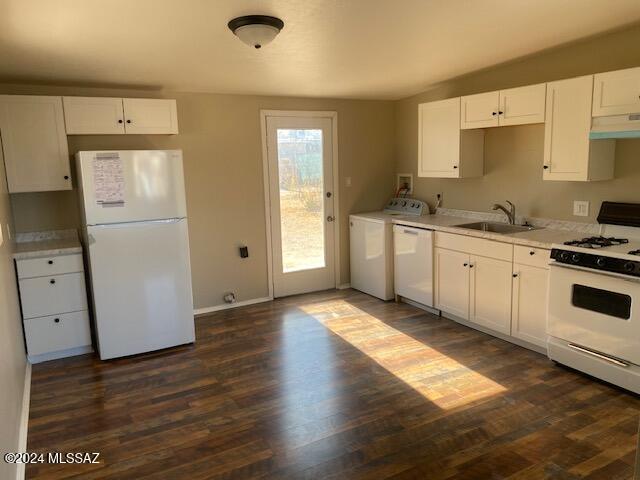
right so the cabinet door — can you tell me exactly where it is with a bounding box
[499,84,546,126]
[461,91,500,129]
[0,95,70,192]
[122,98,179,134]
[593,67,640,117]
[418,98,461,178]
[512,263,548,348]
[469,255,512,335]
[543,76,593,181]
[63,96,125,134]
[434,247,469,319]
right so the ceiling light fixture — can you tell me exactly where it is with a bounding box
[228,15,284,49]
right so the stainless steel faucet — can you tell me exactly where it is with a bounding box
[493,200,516,225]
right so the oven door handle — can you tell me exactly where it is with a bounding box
[568,343,630,367]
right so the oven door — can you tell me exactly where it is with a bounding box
[548,263,640,365]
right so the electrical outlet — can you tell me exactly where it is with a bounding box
[573,200,589,217]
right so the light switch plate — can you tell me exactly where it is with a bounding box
[573,200,589,217]
[345,177,352,187]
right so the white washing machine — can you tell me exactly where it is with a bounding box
[349,198,427,300]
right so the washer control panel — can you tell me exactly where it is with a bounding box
[383,198,428,216]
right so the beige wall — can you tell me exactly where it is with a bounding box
[0,142,27,480]
[396,24,640,222]
[1,84,395,309]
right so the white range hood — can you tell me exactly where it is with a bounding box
[590,113,640,139]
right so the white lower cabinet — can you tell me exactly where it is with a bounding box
[433,233,548,352]
[16,252,92,362]
[470,255,513,335]
[511,251,550,348]
[434,248,470,319]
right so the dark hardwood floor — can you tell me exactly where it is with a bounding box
[27,289,639,479]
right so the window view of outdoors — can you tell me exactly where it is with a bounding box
[277,129,325,273]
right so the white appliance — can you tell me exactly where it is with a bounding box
[76,150,195,360]
[547,201,640,394]
[393,224,433,307]
[349,198,427,300]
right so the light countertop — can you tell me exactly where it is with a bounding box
[13,230,83,260]
[392,214,581,249]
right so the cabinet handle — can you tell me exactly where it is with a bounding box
[543,165,549,170]
[513,273,519,278]
[118,119,124,124]
[64,175,70,180]
[498,111,504,115]
[492,112,497,116]
[469,264,474,268]
[48,260,54,265]
[463,263,468,267]
[50,279,56,284]
[54,318,60,323]
[529,251,535,256]
[126,119,132,124]
[453,165,458,169]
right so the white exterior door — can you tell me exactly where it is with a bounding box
[265,115,336,298]
[469,255,512,335]
[434,247,469,319]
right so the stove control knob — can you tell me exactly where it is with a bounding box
[402,201,407,207]
[559,251,571,262]
[623,262,635,272]
[571,253,581,263]
[596,257,606,267]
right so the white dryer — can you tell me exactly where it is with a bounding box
[349,198,427,300]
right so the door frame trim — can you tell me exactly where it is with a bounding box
[260,109,340,298]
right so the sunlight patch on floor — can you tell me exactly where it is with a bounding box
[299,299,506,409]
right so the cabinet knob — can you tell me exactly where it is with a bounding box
[463,263,468,267]
[543,165,549,170]
[118,119,124,124]
[513,273,518,278]
[64,175,70,180]
[469,264,474,268]
[529,251,535,256]
[498,111,504,115]
[54,318,60,323]
[453,165,458,169]
[50,279,56,284]
[492,112,497,116]
[48,260,54,265]
[126,119,132,124]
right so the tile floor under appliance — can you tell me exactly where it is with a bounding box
[26,289,640,479]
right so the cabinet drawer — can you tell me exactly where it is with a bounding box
[514,245,551,269]
[434,232,512,261]
[17,253,84,279]
[19,273,88,319]
[24,311,91,356]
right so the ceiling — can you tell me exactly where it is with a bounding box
[1,0,640,100]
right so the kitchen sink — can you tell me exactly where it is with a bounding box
[454,222,541,234]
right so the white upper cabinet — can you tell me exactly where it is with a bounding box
[461,84,546,129]
[543,75,615,181]
[0,95,71,193]
[63,97,178,135]
[63,97,125,134]
[499,83,546,126]
[461,91,500,129]
[592,67,640,117]
[418,97,484,178]
[122,98,178,134]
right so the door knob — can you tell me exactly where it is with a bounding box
[326,216,335,222]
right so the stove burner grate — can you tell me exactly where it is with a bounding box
[629,249,640,256]
[563,236,629,249]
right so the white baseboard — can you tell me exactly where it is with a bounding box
[16,363,31,480]
[28,345,93,364]
[337,283,351,290]
[194,296,273,316]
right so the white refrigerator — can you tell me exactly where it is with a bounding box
[76,150,195,360]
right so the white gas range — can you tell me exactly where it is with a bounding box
[547,202,640,394]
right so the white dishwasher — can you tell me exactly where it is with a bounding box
[393,224,434,307]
